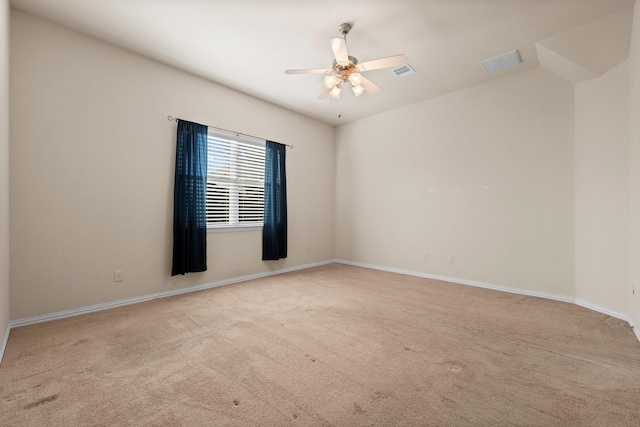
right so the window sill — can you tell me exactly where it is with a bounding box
[207,225,263,233]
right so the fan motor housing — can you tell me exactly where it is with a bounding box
[333,56,359,80]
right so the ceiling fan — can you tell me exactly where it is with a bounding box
[285,23,409,100]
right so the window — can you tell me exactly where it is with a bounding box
[206,130,265,230]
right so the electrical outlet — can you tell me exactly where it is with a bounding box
[306,246,310,254]
[114,270,124,282]
[448,256,454,263]
[422,252,428,261]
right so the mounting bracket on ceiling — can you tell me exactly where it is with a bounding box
[338,23,352,37]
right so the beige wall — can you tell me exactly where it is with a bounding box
[0,0,10,345]
[9,11,335,319]
[574,62,630,314]
[629,2,640,328]
[335,68,575,297]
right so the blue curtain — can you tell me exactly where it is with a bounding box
[262,140,287,260]
[172,120,208,276]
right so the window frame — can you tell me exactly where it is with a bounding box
[205,129,266,232]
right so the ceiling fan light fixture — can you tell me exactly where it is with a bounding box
[352,84,364,97]
[324,75,340,89]
[285,23,405,101]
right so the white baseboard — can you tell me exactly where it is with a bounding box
[334,259,640,344]
[3,258,639,363]
[0,322,10,367]
[9,259,334,329]
[334,259,576,303]
[574,298,634,325]
[575,299,639,343]
[633,319,640,343]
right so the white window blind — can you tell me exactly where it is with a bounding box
[206,130,265,229]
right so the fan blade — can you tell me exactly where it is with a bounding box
[330,37,349,65]
[285,68,333,74]
[318,87,331,99]
[357,54,408,72]
[359,76,383,94]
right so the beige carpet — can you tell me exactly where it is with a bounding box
[1,263,639,426]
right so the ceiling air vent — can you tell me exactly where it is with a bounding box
[391,64,416,78]
[482,50,522,73]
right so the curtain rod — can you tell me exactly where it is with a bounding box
[167,116,294,149]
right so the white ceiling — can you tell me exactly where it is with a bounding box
[9,0,637,126]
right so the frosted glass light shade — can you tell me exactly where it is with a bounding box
[352,84,364,97]
[349,73,362,86]
[324,75,340,89]
[329,84,341,99]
